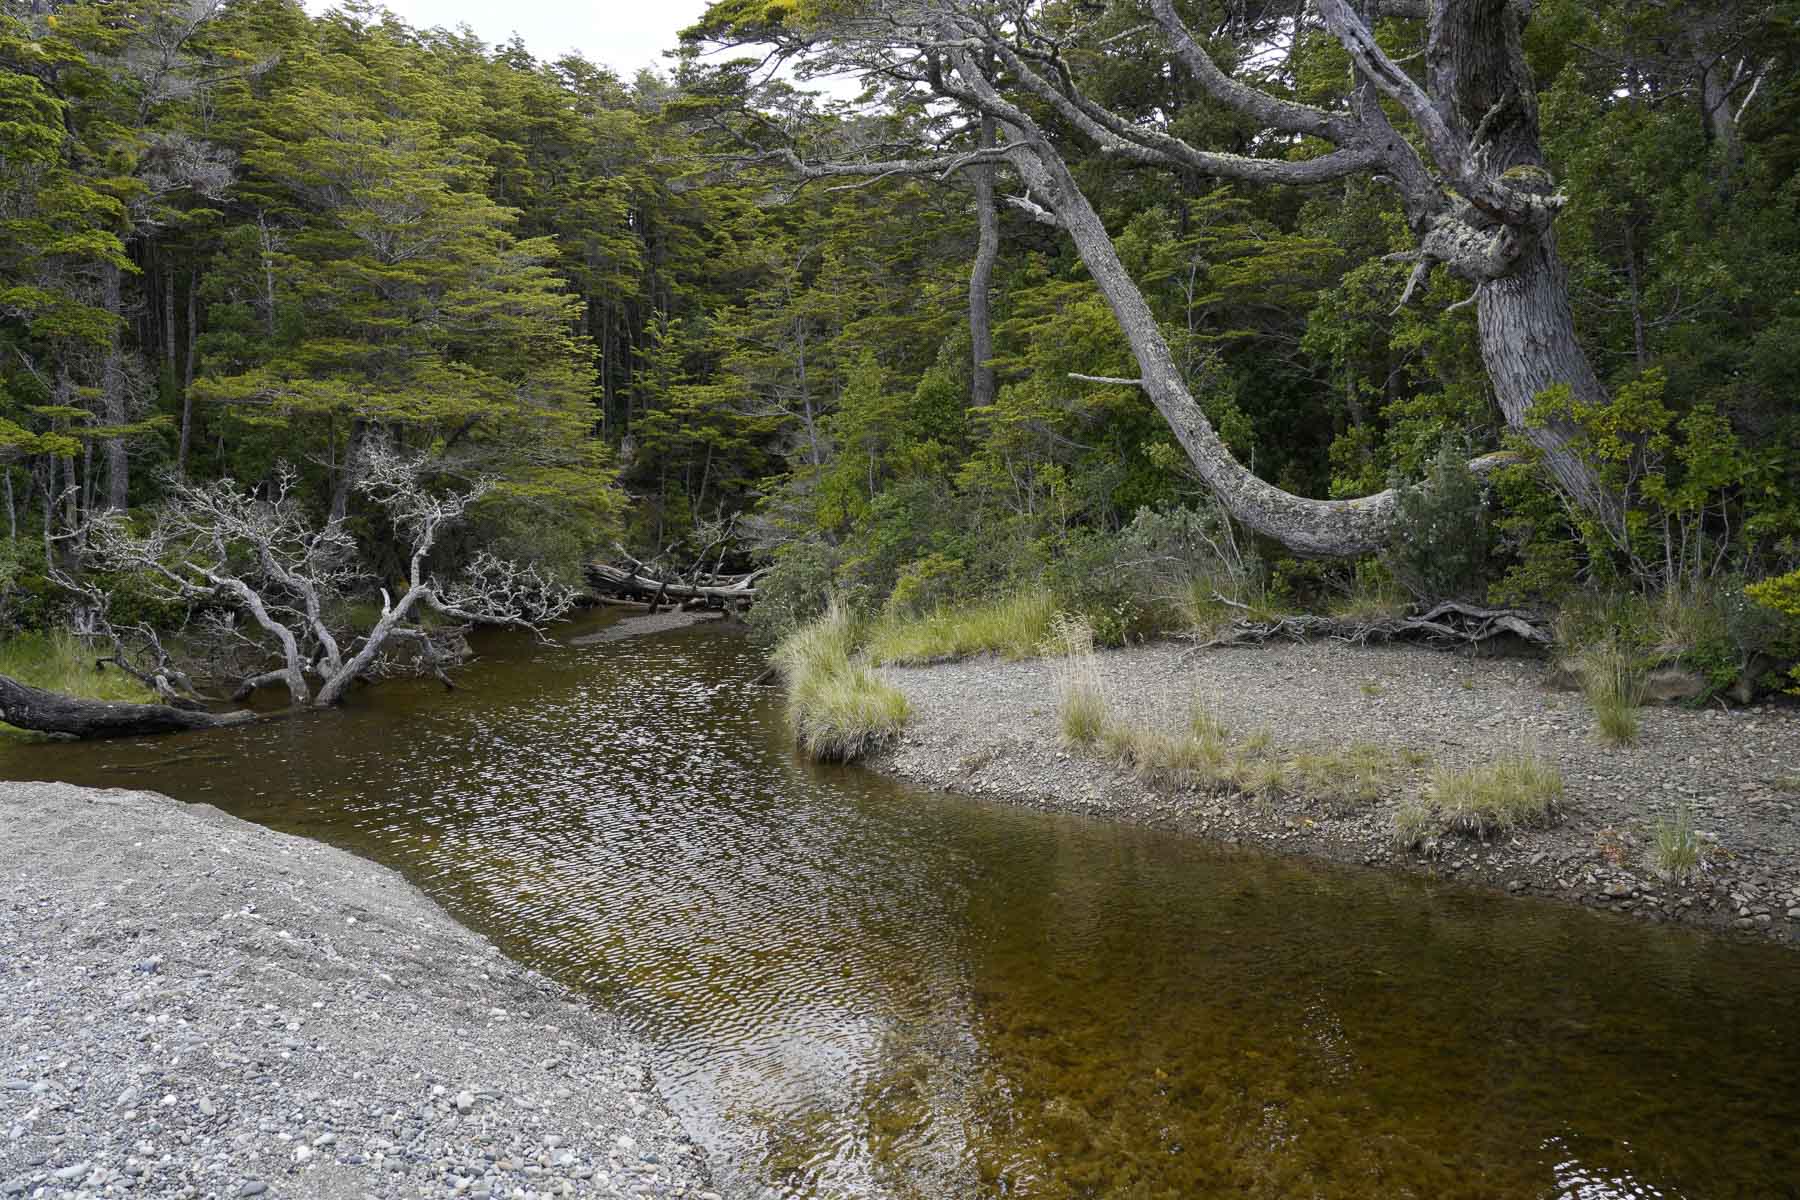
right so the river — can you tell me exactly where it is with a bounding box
[3,610,1797,1198]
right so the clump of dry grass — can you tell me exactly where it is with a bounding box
[773,603,910,763]
[1574,640,1646,746]
[1397,742,1563,845]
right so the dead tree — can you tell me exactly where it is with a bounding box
[88,448,575,711]
[701,0,1626,556]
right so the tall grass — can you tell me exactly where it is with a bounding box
[1653,801,1701,883]
[1425,743,1564,838]
[1575,641,1645,746]
[0,631,156,704]
[773,603,910,763]
[865,590,1059,665]
[1048,615,1111,748]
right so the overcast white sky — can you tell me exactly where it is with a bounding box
[310,1,713,79]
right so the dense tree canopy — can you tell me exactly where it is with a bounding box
[0,0,1796,696]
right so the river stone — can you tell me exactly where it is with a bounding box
[1644,667,1707,704]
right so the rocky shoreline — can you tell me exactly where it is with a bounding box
[870,639,1800,946]
[0,783,716,1200]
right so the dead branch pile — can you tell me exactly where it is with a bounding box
[1198,599,1551,650]
[586,543,762,611]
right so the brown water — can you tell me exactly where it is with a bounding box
[4,610,1798,1199]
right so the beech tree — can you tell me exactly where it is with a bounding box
[693,0,1629,556]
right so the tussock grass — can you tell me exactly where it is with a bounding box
[1422,744,1563,839]
[1292,743,1395,814]
[1058,666,1413,811]
[1653,801,1701,883]
[865,590,1059,665]
[1575,641,1645,746]
[1049,615,1112,749]
[0,631,156,704]
[773,603,910,763]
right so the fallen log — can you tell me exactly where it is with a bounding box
[585,561,763,605]
[0,674,256,738]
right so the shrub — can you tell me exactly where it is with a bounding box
[1747,569,1800,694]
[1384,440,1496,602]
[773,603,909,763]
[749,540,841,649]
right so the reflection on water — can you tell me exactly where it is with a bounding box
[4,611,1799,1198]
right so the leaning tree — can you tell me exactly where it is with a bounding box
[693,0,1625,556]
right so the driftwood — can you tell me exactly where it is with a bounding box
[585,550,763,610]
[0,673,254,738]
[1197,599,1551,650]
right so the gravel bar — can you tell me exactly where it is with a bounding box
[0,782,718,1200]
[871,639,1800,944]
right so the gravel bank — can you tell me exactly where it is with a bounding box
[871,640,1800,944]
[0,783,716,1200]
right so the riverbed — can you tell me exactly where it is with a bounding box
[3,611,1798,1198]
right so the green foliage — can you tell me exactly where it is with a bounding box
[1746,569,1800,693]
[1383,441,1495,601]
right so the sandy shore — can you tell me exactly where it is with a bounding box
[0,783,716,1200]
[871,639,1800,945]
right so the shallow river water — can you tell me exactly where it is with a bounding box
[4,611,1799,1198]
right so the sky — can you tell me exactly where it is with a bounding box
[309,1,713,79]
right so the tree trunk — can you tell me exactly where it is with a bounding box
[329,418,367,524]
[100,263,130,510]
[1007,139,1397,556]
[1475,231,1619,530]
[0,674,252,738]
[969,111,999,409]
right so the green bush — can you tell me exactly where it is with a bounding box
[748,540,841,648]
[1384,440,1496,602]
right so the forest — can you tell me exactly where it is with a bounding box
[1,0,1798,732]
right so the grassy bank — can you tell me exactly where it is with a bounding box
[0,632,158,737]
[773,605,910,763]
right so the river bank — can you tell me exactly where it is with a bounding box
[0,783,716,1200]
[870,638,1800,945]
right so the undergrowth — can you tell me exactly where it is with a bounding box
[865,590,1059,665]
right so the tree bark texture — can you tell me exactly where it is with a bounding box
[969,111,999,410]
[0,674,252,738]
